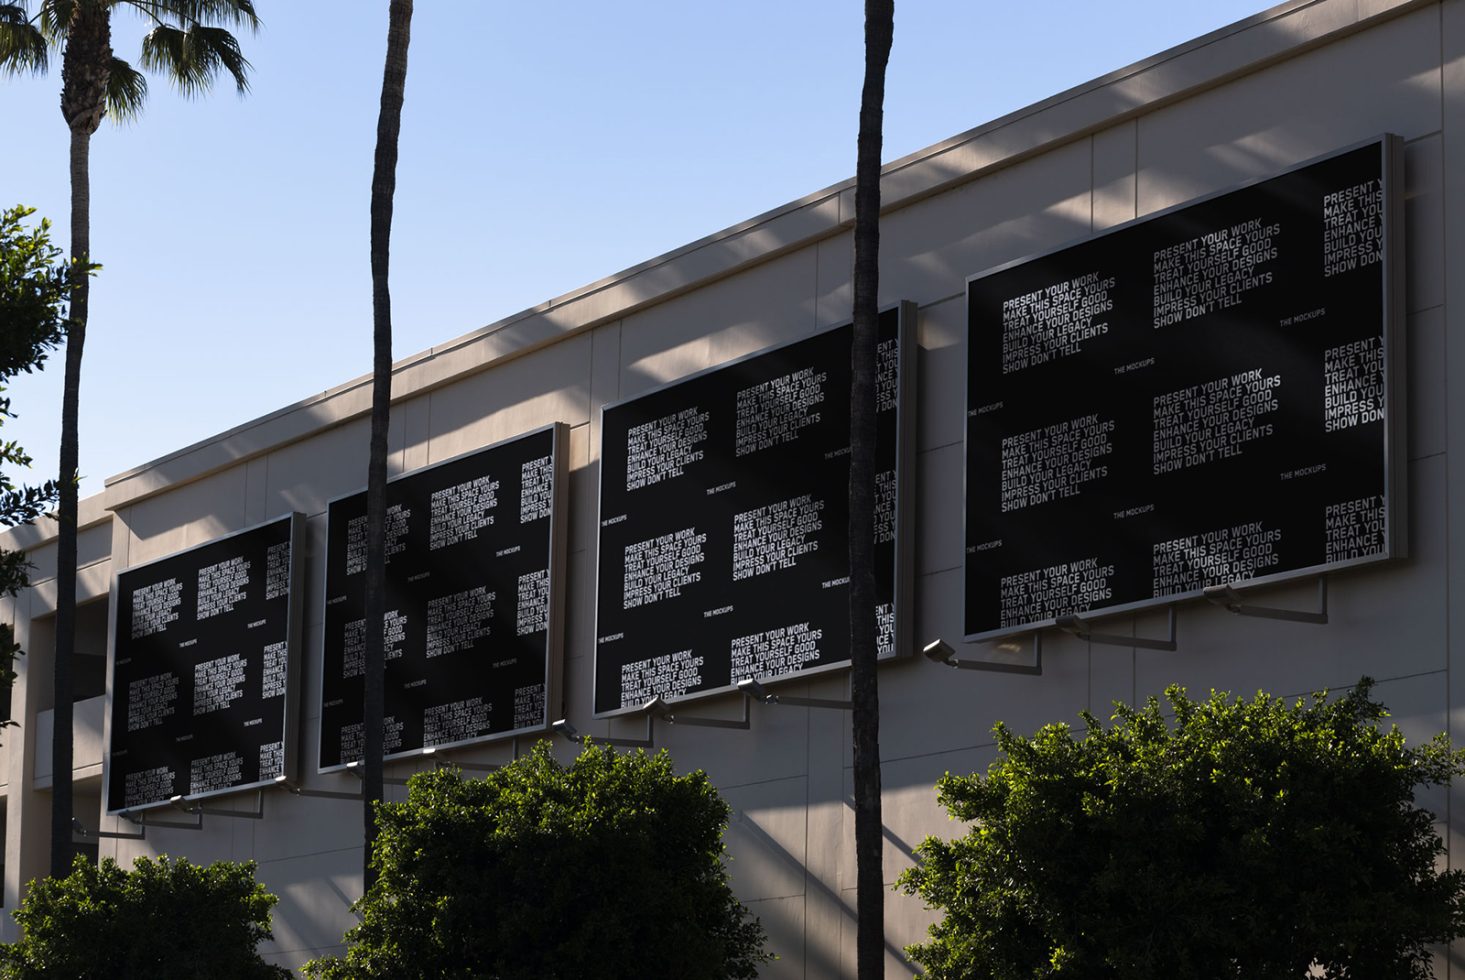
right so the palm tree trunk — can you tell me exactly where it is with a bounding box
[51,2,110,879]
[49,123,89,879]
[363,0,413,892]
[850,1,893,976]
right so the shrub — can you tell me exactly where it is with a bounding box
[898,680,1465,979]
[305,741,770,979]
[1,854,289,979]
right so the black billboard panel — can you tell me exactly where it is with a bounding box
[318,424,567,770]
[965,136,1405,640]
[106,513,304,813]
[594,305,915,716]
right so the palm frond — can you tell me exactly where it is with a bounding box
[0,5,46,74]
[36,0,72,42]
[105,55,147,120]
[125,0,258,32]
[139,21,250,95]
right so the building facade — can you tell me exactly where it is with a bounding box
[1,0,1462,973]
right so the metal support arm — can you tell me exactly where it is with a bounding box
[274,774,363,802]
[737,678,852,710]
[552,712,654,749]
[434,758,504,773]
[645,694,752,729]
[922,636,1043,675]
[1056,607,1177,651]
[174,788,268,820]
[72,816,145,841]
[346,760,409,786]
[74,800,208,840]
[426,745,514,773]
[1204,576,1328,624]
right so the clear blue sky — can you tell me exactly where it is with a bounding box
[0,0,1274,497]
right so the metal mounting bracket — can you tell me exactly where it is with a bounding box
[72,816,145,841]
[1204,576,1328,624]
[737,678,853,710]
[274,774,362,802]
[433,758,504,773]
[551,711,654,749]
[346,760,409,786]
[426,743,515,774]
[921,636,1043,676]
[645,694,752,729]
[1056,607,1177,651]
[76,799,208,839]
[174,788,268,820]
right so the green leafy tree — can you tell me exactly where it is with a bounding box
[304,742,770,980]
[899,680,1465,979]
[0,204,71,700]
[0,854,289,979]
[0,0,259,877]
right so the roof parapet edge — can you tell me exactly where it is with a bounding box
[100,0,1421,510]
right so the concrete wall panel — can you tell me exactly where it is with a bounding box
[914,443,964,576]
[818,139,1094,324]
[256,846,361,963]
[77,522,111,570]
[30,559,111,613]
[125,465,247,565]
[658,692,813,791]
[425,332,592,464]
[32,695,104,789]
[559,536,596,702]
[1092,122,1139,232]
[565,421,595,560]
[243,456,270,526]
[263,417,370,519]
[1404,134,1445,313]
[250,791,360,866]
[301,513,327,630]
[1369,670,1450,823]
[619,247,820,401]
[742,895,806,980]
[875,633,1092,768]
[24,542,55,588]
[1137,8,1441,214]
[397,394,431,476]
[724,776,811,904]
[1409,305,1446,460]
[913,297,965,454]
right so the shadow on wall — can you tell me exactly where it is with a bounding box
[730,806,916,977]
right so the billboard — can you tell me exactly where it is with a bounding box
[318,424,567,770]
[106,513,304,813]
[965,136,1405,640]
[594,304,915,716]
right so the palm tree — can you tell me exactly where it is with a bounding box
[848,0,893,977]
[362,0,412,891]
[0,0,257,878]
